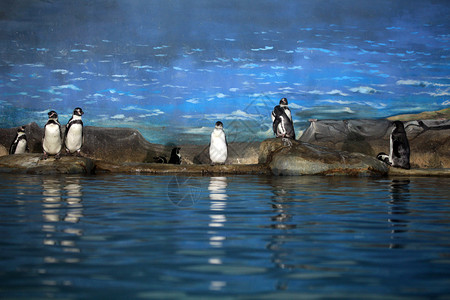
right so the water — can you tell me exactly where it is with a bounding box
[0,173,449,299]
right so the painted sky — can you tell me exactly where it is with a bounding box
[0,0,449,145]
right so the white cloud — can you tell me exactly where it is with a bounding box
[396,79,450,87]
[186,98,200,104]
[111,114,125,119]
[51,69,70,75]
[349,86,377,94]
[327,89,349,96]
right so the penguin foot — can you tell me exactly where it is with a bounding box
[41,153,48,160]
[55,153,61,160]
[76,151,82,157]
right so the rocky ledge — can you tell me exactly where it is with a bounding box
[0,112,449,176]
[0,153,95,175]
[1,142,447,177]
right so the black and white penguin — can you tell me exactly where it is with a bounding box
[271,97,295,139]
[390,121,410,169]
[377,121,410,169]
[168,147,181,164]
[64,107,84,156]
[153,156,167,163]
[9,126,29,154]
[42,110,63,160]
[209,121,227,165]
[376,152,391,165]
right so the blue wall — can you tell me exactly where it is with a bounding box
[0,0,449,145]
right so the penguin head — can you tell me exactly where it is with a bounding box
[17,126,26,133]
[279,98,288,106]
[215,121,224,129]
[73,107,84,116]
[392,120,405,132]
[48,110,58,120]
[171,147,181,155]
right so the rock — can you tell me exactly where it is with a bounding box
[388,167,450,177]
[0,153,94,175]
[94,160,269,175]
[82,126,167,163]
[0,122,44,154]
[300,119,450,168]
[0,144,8,156]
[261,138,389,176]
[387,107,450,122]
[0,124,261,165]
[182,141,261,165]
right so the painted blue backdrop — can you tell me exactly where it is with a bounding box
[0,0,449,145]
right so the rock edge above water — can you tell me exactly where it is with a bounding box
[0,148,448,177]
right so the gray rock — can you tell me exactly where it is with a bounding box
[299,119,450,168]
[0,144,8,157]
[261,138,388,176]
[0,153,94,174]
[182,141,261,165]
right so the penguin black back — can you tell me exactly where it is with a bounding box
[168,147,181,164]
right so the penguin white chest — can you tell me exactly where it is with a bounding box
[65,124,83,152]
[210,129,227,164]
[15,139,27,154]
[43,124,62,154]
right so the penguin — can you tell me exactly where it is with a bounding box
[209,121,228,165]
[64,107,84,156]
[42,110,63,160]
[153,156,167,163]
[390,121,410,169]
[168,147,181,164]
[376,121,410,169]
[9,126,29,154]
[376,152,391,165]
[271,97,295,139]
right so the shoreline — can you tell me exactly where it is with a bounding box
[0,154,448,177]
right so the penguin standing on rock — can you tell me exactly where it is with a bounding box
[377,121,410,169]
[389,121,410,169]
[42,111,63,160]
[209,121,227,165]
[271,97,295,139]
[168,147,181,164]
[65,107,84,156]
[9,126,29,154]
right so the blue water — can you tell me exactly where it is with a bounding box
[0,173,449,299]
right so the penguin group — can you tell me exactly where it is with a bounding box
[207,97,296,165]
[153,147,182,164]
[9,107,85,160]
[9,97,299,166]
[42,107,84,160]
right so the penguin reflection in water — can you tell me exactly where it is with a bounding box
[377,120,411,169]
[271,97,295,139]
[42,110,63,160]
[10,126,29,154]
[209,121,228,165]
[65,107,84,156]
